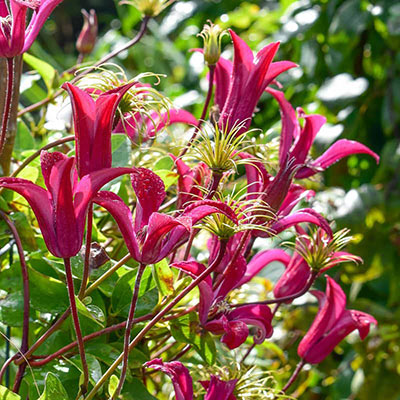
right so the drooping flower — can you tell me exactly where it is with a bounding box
[94,167,238,265]
[172,259,273,349]
[199,30,296,134]
[62,81,135,178]
[144,359,238,400]
[0,151,132,258]
[0,0,64,58]
[298,276,377,364]
[266,87,380,177]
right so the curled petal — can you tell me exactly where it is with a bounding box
[144,359,193,400]
[296,139,380,179]
[182,200,238,225]
[271,208,333,238]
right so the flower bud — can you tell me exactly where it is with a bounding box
[76,9,98,55]
[198,21,226,66]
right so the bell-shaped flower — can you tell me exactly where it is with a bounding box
[62,81,135,178]
[144,359,238,400]
[202,30,296,133]
[298,276,377,364]
[94,167,238,265]
[172,258,273,349]
[0,0,63,58]
[266,87,379,177]
[114,109,198,143]
[0,151,133,258]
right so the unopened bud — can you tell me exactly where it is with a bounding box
[198,21,226,66]
[76,9,97,55]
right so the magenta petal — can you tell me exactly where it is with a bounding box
[144,359,193,400]
[93,191,140,261]
[9,0,27,57]
[296,139,380,179]
[266,88,300,167]
[171,261,213,324]
[228,304,273,344]
[238,249,291,287]
[273,254,310,300]
[279,184,315,217]
[291,113,327,165]
[23,0,64,53]
[238,152,269,199]
[39,151,69,198]
[141,213,190,264]
[131,167,166,232]
[271,208,333,238]
[0,177,57,256]
[264,61,298,87]
[74,167,134,231]
[182,200,238,225]
[214,57,233,110]
[202,376,238,400]
[298,276,347,361]
[147,109,198,137]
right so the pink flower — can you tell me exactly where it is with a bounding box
[298,276,377,364]
[172,258,273,349]
[204,30,296,133]
[0,0,63,58]
[62,82,135,178]
[144,359,238,400]
[0,151,132,258]
[267,88,379,177]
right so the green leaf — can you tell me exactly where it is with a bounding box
[75,296,105,327]
[108,375,119,398]
[0,291,24,327]
[152,259,174,296]
[0,384,21,399]
[38,372,68,400]
[154,170,178,190]
[67,354,103,387]
[154,156,174,171]
[120,378,157,400]
[170,312,216,364]
[23,53,57,92]
[28,265,69,313]
[111,267,158,318]
[13,121,35,154]
[111,134,131,168]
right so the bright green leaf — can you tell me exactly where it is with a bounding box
[38,372,68,400]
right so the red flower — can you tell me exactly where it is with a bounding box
[298,276,377,364]
[0,0,63,58]
[0,151,132,258]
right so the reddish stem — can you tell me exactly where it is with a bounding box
[0,212,30,392]
[282,360,305,393]
[113,263,146,398]
[64,257,89,396]
[0,58,14,156]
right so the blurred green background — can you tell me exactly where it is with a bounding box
[18,0,400,398]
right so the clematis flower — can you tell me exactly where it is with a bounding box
[114,109,198,144]
[266,87,380,177]
[196,30,296,133]
[0,0,64,58]
[144,359,238,400]
[94,167,238,265]
[172,259,273,349]
[62,81,135,178]
[298,276,377,364]
[0,151,132,258]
